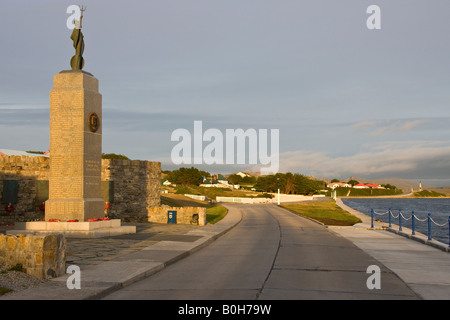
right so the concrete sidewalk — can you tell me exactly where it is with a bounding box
[2,200,450,300]
[332,198,450,300]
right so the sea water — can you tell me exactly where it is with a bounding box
[341,198,450,245]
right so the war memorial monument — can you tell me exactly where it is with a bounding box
[13,8,135,238]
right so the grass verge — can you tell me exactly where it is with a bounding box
[280,201,362,226]
[206,204,228,224]
[414,190,447,198]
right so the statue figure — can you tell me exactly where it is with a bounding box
[70,6,86,71]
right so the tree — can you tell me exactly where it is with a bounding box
[254,173,323,195]
[242,176,256,184]
[284,172,296,194]
[167,167,210,186]
[347,179,359,186]
[227,174,243,185]
[330,178,340,183]
[102,153,129,160]
[293,174,323,195]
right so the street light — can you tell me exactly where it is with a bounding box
[277,178,280,205]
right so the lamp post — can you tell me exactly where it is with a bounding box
[277,178,280,205]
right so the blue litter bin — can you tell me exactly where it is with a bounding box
[168,210,177,224]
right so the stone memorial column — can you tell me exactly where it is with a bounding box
[45,70,104,222]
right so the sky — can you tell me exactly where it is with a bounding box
[1,0,450,186]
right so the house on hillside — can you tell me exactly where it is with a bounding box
[162,180,177,187]
[200,173,236,189]
[353,183,382,189]
[327,182,351,189]
[235,171,251,178]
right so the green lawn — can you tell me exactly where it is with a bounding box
[206,204,228,224]
[414,190,447,198]
[333,187,403,197]
[280,201,362,226]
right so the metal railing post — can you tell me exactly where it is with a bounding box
[399,210,402,232]
[411,211,415,235]
[448,216,450,248]
[388,208,392,228]
[371,209,374,228]
[427,213,432,241]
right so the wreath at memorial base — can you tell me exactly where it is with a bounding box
[5,203,14,213]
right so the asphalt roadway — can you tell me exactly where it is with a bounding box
[102,204,420,300]
[2,202,450,300]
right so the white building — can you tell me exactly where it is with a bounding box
[327,182,351,189]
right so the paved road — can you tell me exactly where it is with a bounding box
[103,204,420,300]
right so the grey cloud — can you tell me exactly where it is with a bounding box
[277,141,450,182]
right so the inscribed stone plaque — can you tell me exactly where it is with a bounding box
[2,180,18,204]
[35,180,49,204]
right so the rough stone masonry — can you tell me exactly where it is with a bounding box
[0,233,65,280]
[0,156,161,223]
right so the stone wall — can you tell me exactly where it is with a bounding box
[148,206,207,226]
[0,155,161,223]
[0,233,66,279]
[102,159,161,222]
[0,156,50,224]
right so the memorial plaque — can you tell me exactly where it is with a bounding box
[35,180,49,204]
[2,180,18,204]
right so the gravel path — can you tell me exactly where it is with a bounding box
[0,263,47,295]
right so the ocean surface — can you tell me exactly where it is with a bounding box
[341,198,450,244]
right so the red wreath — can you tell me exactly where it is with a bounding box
[39,202,45,211]
[5,203,14,213]
[104,202,110,210]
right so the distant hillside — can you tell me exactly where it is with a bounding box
[187,168,446,195]
[344,176,431,193]
[428,186,450,195]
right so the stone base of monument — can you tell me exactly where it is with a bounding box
[11,219,136,238]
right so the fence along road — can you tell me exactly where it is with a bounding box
[103,204,420,300]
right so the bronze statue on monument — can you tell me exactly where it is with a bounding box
[70,6,86,71]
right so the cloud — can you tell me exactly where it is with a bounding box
[274,140,450,180]
[350,121,378,132]
[351,119,429,136]
[0,106,49,126]
[0,103,47,110]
